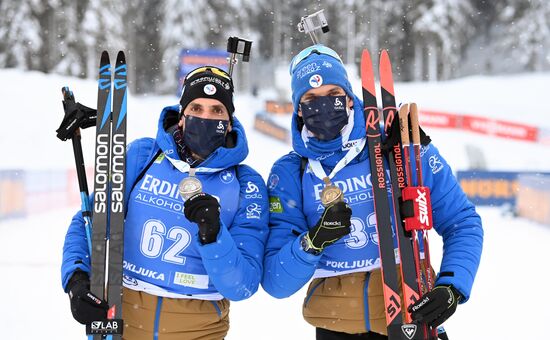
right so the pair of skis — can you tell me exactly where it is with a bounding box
[87,51,128,339]
[362,49,438,340]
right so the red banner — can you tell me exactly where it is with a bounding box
[418,109,541,143]
[462,115,538,142]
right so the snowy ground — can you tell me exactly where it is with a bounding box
[1,69,549,339]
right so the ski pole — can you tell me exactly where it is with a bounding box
[58,87,94,254]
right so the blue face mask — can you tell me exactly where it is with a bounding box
[183,115,229,159]
[299,95,348,141]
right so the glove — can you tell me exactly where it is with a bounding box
[184,193,221,244]
[66,271,109,325]
[409,285,462,327]
[302,201,352,254]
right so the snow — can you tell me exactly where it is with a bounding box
[1,68,549,339]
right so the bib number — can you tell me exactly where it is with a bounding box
[140,219,191,265]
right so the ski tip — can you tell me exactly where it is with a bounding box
[379,51,395,95]
[360,49,375,94]
[361,49,372,65]
[100,51,110,64]
[116,51,126,64]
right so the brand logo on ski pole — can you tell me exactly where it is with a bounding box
[401,324,417,339]
[416,189,430,227]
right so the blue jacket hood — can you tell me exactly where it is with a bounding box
[155,105,249,169]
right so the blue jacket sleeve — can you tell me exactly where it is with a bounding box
[420,144,484,302]
[261,153,322,299]
[60,138,156,291]
[197,164,269,301]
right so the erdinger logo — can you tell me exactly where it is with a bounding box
[309,74,323,88]
[204,84,216,95]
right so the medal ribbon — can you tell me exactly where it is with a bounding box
[165,154,225,174]
[308,138,366,183]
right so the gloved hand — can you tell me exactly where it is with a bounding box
[184,193,221,244]
[409,285,462,327]
[67,271,108,325]
[302,201,352,254]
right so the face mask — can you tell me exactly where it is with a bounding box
[183,115,229,159]
[300,95,348,141]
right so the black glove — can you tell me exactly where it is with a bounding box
[67,271,108,325]
[409,285,462,327]
[184,193,221,244]
[303,201,352,254]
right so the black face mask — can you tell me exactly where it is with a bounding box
[299,95,348,141]
[183,115,229,159]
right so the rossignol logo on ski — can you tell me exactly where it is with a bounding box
[365,107,380,137]
[401,324,417,339]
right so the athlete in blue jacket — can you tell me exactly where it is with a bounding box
[262,45,483,340]
[61,66,269,340]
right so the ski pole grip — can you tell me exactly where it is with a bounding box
[410,103,421,144]
[398,103,410,145]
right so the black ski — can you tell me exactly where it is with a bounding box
[106,51,127,340]
[87,51,126,339]
[379,50,427,340]
[89,50,112,340]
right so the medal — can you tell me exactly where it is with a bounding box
[178,169,202,200]
[320,177,343,207]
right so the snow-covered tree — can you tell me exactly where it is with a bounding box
[494,0,550,72]
[413,0,476,80]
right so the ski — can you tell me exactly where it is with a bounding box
[106,51,127,340]
[89,50,112,340]
[361,49,408,340]
[380,49,437,340]
[86,51,125,339]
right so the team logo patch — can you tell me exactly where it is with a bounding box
[246,203,262,219]
[219,170,234,183]
[203,84,216,95]
[268,174,280,190]
[309,74,323,88]
[429,155,444,174]
[269,196,283,213]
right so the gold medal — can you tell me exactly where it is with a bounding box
[178,169,202,200]
[320,177,343,207]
